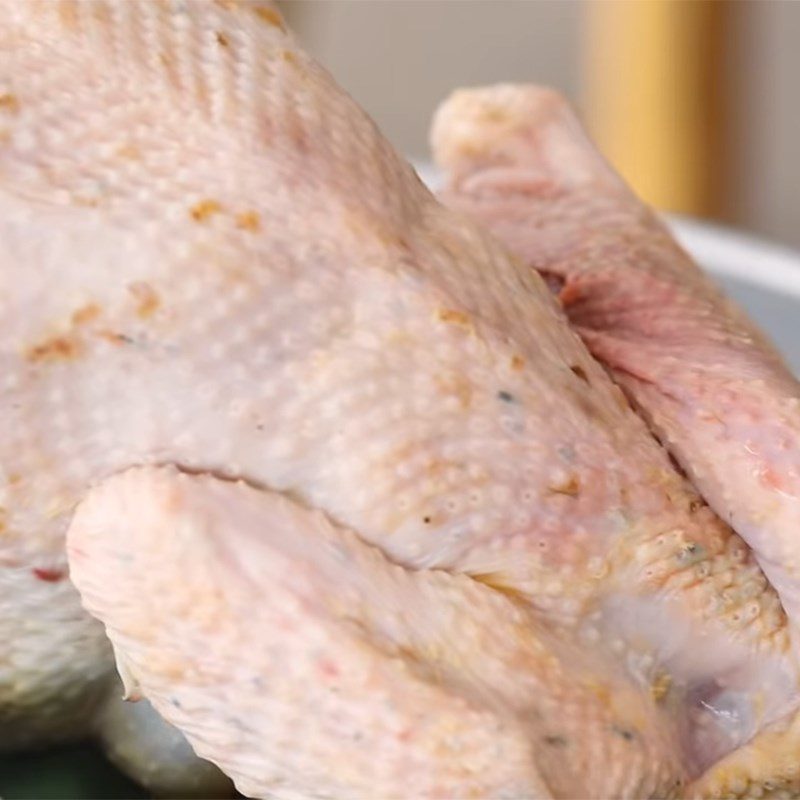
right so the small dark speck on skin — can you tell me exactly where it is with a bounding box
[171,697,181,708]
[558,444,576,462]
[497,390,515,403]
[99,331,137,347]
[256,424,265,431]
[423,516,432,524]
[543,734,567,747]
[570,365,589,383]
[612,725,636,741]
[677,542,704,564]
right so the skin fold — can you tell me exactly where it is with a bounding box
[432,83,800,798]
[0,1,797,797]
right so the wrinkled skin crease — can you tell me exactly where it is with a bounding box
[0,2,799,798]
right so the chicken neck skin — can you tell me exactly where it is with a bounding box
[0,2,796,796]
[432,83,800,798]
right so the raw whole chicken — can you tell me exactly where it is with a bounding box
[0,2,797,799]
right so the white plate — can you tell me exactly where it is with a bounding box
[416,162,800,376]
[668,216,800,375]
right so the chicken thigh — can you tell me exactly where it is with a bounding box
[0,2,797,798]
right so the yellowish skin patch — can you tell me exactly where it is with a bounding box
[0,92,20,113]
[437,308,472,327]
[71,304,102,326]
[129,282,161,319]
[235,210,261,232]
[26,335,82,363]
[650,672,671,703]
[189,199,223,222]
[549,476,580,496]
[253,6,285,30]
[115,143,141,160]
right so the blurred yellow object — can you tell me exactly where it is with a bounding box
[584,0,730,217]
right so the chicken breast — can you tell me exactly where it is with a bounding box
[0,2,796,797]
[432,83,800,798]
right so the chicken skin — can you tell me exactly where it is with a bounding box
[433,84,800,634]
[433,83,800,798]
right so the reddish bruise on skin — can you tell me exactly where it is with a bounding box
[559,281,583,307]
[32,567,65,583]
[318,659,339,679]
[761,466,786,493]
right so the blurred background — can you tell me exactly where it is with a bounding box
[280,0,800,248]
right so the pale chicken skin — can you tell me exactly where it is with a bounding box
[433,84,800,798]
[0,2,797,798]
[433,85,800,633]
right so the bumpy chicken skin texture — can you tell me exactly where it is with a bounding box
[433,84,800,798]
[433,85,800,634]
[1,1,798,797]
